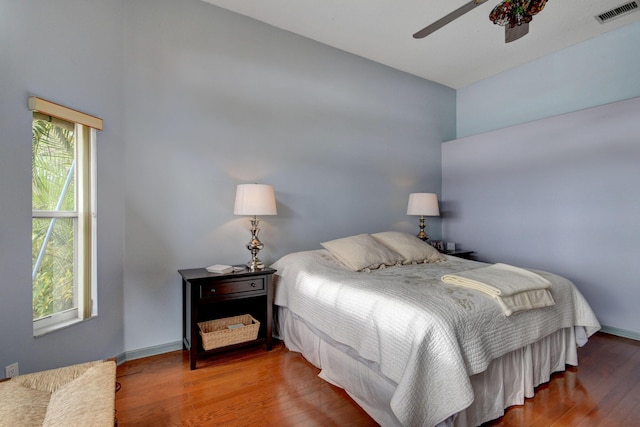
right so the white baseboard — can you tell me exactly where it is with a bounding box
[600,325,640,341]
[116,340,183,365]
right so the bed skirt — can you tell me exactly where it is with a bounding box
[276,306,583,427]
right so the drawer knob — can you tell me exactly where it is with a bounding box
[210,289,216,293]
[251,282,256,287]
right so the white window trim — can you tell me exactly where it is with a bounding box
[30,97,101,336]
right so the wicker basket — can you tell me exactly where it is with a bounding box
[198,314,260,351]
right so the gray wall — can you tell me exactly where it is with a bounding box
[121,0,455,354]
[457,22,640,138]
[1,0,453,370]
[443,98,640,337]
[445,21,640,337]
[0,0,125,374]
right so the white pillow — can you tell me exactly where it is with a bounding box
[321,234,404,271]
[372,231,446,264]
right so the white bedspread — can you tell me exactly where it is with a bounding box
[271,250,600,427]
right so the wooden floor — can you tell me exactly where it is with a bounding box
[115,332,640,426]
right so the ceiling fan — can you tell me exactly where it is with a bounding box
[413,0,549,43]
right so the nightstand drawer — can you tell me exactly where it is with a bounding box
[200,277,265,299]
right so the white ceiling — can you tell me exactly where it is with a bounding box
[201,0,640,89]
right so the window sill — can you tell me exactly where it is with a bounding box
[33,315,96,338]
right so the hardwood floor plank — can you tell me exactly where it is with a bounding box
[116,333,640,426]
[554,334,640,426]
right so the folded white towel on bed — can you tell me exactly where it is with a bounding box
[441,263,555,315]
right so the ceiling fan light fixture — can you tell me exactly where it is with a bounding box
[489,0,549,28]
[412,0,548,44]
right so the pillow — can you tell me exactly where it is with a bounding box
[0,381,50,426]
[372,231,446,264]
[42,363,116,427]
[321,234,404,271]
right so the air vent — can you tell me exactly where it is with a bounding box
[595,1,639,23]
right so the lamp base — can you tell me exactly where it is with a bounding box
[246,258,265,272]
[416,215,429,241]
[245,216,265,271]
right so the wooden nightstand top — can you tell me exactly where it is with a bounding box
[179,266,276,281]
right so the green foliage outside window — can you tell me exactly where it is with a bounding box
[32,119,76,320]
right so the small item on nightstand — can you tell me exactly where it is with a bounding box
[206,264,233,274]
[446,242,456,251]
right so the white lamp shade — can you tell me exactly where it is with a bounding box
[234,184,277,216]
[407,193,440,216]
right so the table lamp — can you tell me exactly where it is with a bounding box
[406,193,440,240]
[234,184,277,271]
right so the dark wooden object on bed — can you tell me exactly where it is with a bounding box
[179,266,275,370]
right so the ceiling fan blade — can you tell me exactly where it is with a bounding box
[413,0,489,39]
[505,22,529,43]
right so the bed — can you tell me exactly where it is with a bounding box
[271,232,601,427]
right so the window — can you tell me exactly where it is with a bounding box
[30,97,102,336]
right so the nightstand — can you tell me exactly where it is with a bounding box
[444,250,475,260]
[179,266,276,370]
